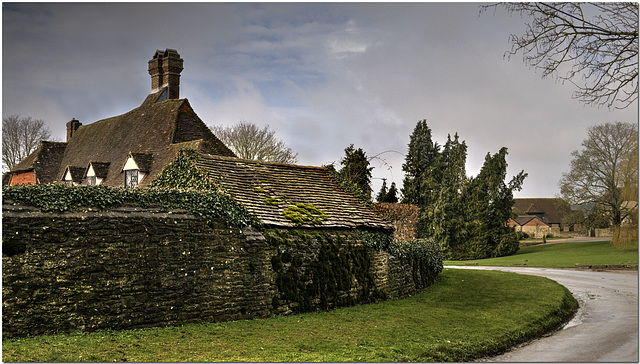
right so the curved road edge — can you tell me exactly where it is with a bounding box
[445,266,639,362]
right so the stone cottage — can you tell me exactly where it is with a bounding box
[5,49,234,188]
[2,49,442,337]
[4,49,391,230]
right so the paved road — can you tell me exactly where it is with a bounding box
[446,266,638,362]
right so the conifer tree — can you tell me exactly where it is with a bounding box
[400,120,526,259]
[385,182,399,203]
[376,179,388,203]
[339,144,373,202]
[428,134,468,257]
[377,179,399,203]
[465,148,527,258]
[401,120,441,208]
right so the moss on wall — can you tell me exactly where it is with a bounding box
[266,229,386,313]
[3,203,442,338]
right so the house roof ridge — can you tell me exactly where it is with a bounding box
[39,141,68,146]
[198,153,326,171]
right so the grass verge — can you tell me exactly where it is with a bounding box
[3,269,576,362]
[445,240,638,268]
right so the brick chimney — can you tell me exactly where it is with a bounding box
[148,49,184,99]
[66,118,82,142]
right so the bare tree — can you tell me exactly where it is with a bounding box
[559,122,638,244]
[210,121,298,164]
[482,3,638,109]
[2,115,53,171]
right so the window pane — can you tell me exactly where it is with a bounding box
[125,170,138,188]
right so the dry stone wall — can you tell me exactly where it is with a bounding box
[3,203,436,338]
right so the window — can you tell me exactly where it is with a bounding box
[125,169,138,188]
[87,176,97,186]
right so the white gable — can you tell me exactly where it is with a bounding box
[86,164,96,177]
[123,156,139,171]
[64,169,73,181]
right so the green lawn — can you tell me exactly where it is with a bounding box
[445,240,638,268]
[2,269,576,362]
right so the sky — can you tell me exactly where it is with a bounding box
[3,2,638,198]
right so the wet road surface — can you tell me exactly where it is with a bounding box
[447,266,638,362]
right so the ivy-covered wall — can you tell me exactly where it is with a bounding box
[3,202,441,338]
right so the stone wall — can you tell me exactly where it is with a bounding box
[2,203,435,338]
[373,203,419,242]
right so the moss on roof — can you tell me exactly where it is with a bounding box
[194,153,393,230]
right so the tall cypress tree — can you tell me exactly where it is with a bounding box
[430,134,468,257]
[400,121,526,259]
[465,148,527,258]
[401,119,441,208]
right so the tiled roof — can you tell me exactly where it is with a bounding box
[128,153,153,173]
[513,215,536,226]
[64,166,86,183]
[84,162,111,179]
[10,141,68,184]
[195,154,393,230]
[54,89,235,186]
[512,198,572,224]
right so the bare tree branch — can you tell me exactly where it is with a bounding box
[210,120,298,164]
[559,121,638,228]
[2,114,52,172]
[481,2,638,109]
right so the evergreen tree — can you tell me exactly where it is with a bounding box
[376,179,388,203]
[428,134,468,257]
[377,179,399,203]
[385,182,399,203]
[339,144,373,202]
[399,120,526,259]
[401,120,441,207]
[465,148,527,258]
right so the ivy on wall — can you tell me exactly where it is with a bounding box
[263,228,444,314]
[355,230,442,273]
[264,229,386,313]
[2,184,260,228]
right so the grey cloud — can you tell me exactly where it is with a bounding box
[3,2,637,198]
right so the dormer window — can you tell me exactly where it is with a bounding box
[63,170,73,186]
[121,153,152,188]
[62,166,84,186]
[84,162,110,186]
[124,169,138,188]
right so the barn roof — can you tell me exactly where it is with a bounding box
[511,215,548,227]
[194,153,393,230]
[512,198,572,224]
